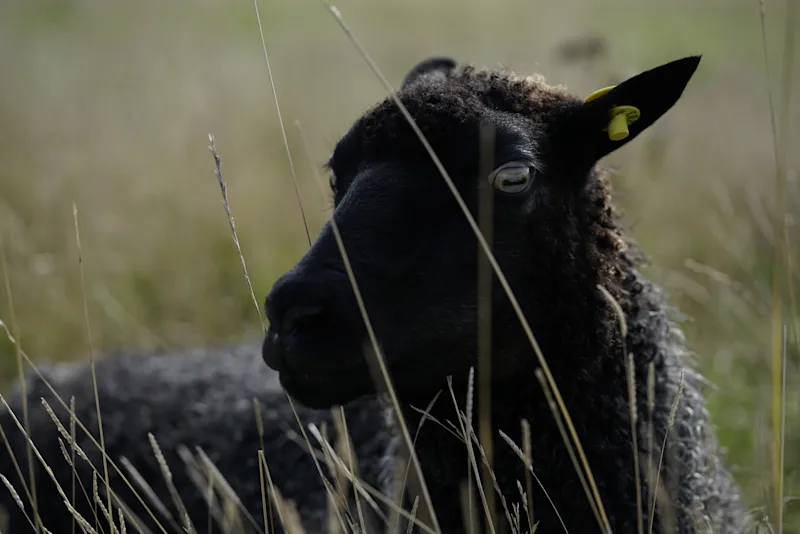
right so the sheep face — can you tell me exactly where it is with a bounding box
[262,56,701,409]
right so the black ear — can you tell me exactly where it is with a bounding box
[550,55,701,169]
[401,57,457,88]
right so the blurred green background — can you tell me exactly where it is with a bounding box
[0,0,798,530]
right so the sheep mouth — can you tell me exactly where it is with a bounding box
[263,328,376,407]
[263,326,366,371]
[277,360,374,409]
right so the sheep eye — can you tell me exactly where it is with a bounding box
[329,170,337,193]
[488,162,532,194]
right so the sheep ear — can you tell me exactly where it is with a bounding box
[550,55,701,168]
[401,57,457,88]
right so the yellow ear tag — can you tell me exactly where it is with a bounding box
[583,85,641,142]
[584,85,615,103]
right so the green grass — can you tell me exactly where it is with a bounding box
[0,0,798,531]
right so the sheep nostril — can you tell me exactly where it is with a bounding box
[283,304,325,332]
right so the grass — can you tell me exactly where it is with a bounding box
[0,0,798,532]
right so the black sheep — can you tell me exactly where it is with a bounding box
[0,343,394,533]
[262,56,748,533]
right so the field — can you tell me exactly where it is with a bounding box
[0,0,798,531]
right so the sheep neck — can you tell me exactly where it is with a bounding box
[378,170,738,533]
[392,302,639,533]
[387,208,681,533]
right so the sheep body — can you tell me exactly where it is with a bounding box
[0,343,394,533]
[262,57,749,533]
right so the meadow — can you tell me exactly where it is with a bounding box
[0,0,798,531]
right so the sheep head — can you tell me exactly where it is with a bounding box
[262,55,701,409]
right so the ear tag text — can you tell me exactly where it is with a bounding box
[584,85,641,141]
